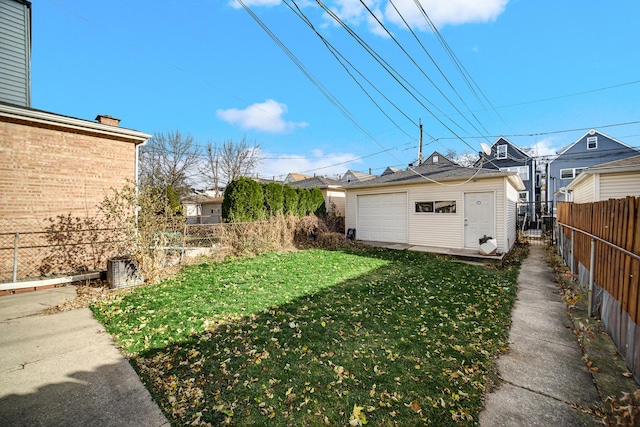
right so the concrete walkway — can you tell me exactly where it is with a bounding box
[0,287,169,427]
[479,245,601,426]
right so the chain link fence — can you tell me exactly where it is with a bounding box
[0,219,122,283]
[0,218,226,284]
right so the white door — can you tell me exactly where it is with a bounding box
[357,193,407,243]
[464,192,495,248]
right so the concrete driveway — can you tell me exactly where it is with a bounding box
[0,287,169,427]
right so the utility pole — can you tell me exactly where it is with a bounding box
[417,119,423,165]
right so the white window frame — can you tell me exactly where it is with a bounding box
[560,167,585,180]
[414,200,457,214]
[560,168,575,179]
[587,136,597,150]
[496,145,507,159]
[518,191,529,202]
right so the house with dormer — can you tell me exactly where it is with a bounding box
[341,169,376,184]
[548,129,640,210]
[475,137,537,205]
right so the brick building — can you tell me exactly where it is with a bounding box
[0,102,150,282]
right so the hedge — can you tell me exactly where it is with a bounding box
[222,179,325,222]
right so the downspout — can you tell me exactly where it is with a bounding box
[135,138,148,239]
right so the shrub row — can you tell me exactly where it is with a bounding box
[222,177,326,223]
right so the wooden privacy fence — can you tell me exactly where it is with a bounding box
[558,197,640,325]
[557,197,640,382]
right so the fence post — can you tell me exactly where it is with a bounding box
[557,224,563,259]
[13,232,19,283]
[570,229,575,275]
[588,237,595,318]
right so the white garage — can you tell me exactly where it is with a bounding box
[345,152,525,254]
[356,192,407,243]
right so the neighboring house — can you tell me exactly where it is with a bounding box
[251,176,282,185]
[548,129,640,209]
[341,169,376,184]
[0,0,31,107]
[287,176,346,216]
[284,173,312,184]
[182,193,224,224]
[0,103,150,281]
[476,137,537,206]
[563,155,640,204]
[381,166,401,176]
[201,197,223,224]
[345,152,525,254]
[182,193,208,224]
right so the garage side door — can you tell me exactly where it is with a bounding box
[357,193,407,243]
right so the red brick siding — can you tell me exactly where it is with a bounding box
[0,119,137,220]
[0,117,142,282]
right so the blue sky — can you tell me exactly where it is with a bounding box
[32,0,640,184]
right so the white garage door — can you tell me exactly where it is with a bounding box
[357,193,407,243]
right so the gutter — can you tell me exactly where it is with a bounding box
[0,103,151,142]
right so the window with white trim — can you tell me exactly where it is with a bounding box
[587,136,597,150]
[560,167,585,179]
[518,191,529,201]
[496,144,507,159]
[415,201,457,214]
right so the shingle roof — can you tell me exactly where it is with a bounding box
[343,170,376,182]
[287,176,344,189]
[286,173,313,182]
[346,161,520,189]
[589,154,640,169]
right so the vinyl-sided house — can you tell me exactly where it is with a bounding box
[284,173,312,184]
[345,153,525,254]
[287,176,346,216]
[476,137,536,205]
[548,129,640,208]
[341,169,376,184]
[563,155,640,203]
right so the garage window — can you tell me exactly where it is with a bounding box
[415,201,456,214]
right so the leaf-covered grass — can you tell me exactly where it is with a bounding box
[92,247,523,426]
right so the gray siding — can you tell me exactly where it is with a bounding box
[479,138,536,203]
[548,132,639,205]
[0,0,31,107]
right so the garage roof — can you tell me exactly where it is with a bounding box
[346,161,524,190]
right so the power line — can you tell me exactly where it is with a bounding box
[285,0,417,141]
[410,0,511,134]
[238,0,402,159]
[356,0,492,143]
[314,0,484,157]
[489,79,640,111]
[434,119,640,141]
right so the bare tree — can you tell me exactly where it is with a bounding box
[202,137,261,190]
[139,130,201,197]
[444,149,479,167]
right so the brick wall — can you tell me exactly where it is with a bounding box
[0,119,136,220]
[0,108,149,282]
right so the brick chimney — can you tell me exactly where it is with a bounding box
[95,115,121,127]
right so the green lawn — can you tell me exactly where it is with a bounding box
[92,247,524,426]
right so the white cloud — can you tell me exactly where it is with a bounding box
[229,0,281,9]
[322,0,508,33]
[530,137,557,157]
[385,0,508,29]
[258,150,362,180]
[216,99,309,133]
